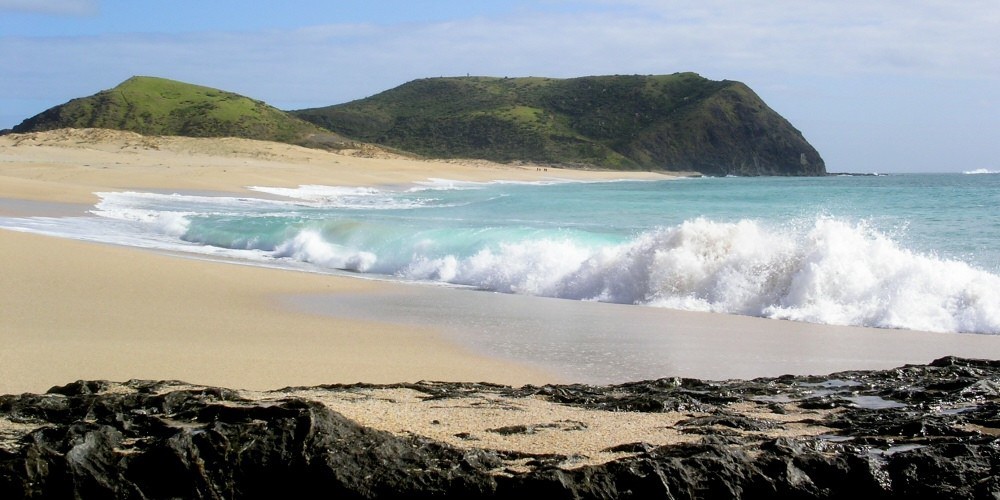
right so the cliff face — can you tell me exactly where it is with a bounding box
[2,357,998,499]
[294,74,826,176]
[623,82,824,175]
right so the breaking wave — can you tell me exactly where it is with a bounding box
[5,186,999,335]
[179,213,1000,335]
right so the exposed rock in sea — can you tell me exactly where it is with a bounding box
[2,357,998,499]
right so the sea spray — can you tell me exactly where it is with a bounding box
[369,216,1000,334]
[91,193,194,238]
[273,229,377,272]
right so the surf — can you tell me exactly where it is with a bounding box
[2,176,998,335]
[166,198,1000,334]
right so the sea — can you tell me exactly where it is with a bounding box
[3,171,999,336]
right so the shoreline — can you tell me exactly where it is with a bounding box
[286,284,1000,383]
[0,129,677,395]
[0,229,560,395]
[2,128,999,395]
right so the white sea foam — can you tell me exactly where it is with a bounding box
[5,184,999,335]
[92,193,194,237]
[272,229,376,272]
[91,208,191,238]
[410,177,649,192]
[248,184,382,200]
[368,218,1000,334]
[410,178,490,191]
[247,184,434,209]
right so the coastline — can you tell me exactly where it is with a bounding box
[0,229,559,395]
[0,129,672,395]
[2,129,999,395]
[286,285,1000,383]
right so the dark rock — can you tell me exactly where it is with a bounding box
[602,442,657,454]
[489,424,533,436]
[676,413,781,432]
[1,356,998,498]
[2,395,496,498]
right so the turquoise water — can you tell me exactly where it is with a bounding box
[3,173,999,334]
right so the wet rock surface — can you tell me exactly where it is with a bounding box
[1,356,998,499]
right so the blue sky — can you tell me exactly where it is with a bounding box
[1,0,997,173]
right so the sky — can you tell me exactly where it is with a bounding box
[1,0,997,173]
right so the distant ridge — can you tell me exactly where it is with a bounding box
[293,74,826,176]
[10,74,825,175]
[10,76,348,149]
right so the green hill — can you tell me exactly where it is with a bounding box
[292,73,825,176]
[9,74,826,175]
[11,76,346,148]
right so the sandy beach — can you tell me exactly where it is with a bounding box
[0,129,672,395]
[2,128,999,396]
[3,129,1000,497]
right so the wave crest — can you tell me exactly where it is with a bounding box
[29,190,1000,335]
[344,217,1000,334]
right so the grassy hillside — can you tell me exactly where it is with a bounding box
[8,74,826,175]
[11,76,345,147]
[293,74,825,175]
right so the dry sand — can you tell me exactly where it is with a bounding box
[0,128,673,205]
[0,229,557,394]
[243,385,836,468]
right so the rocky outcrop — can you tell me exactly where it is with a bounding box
[2,357,998,499]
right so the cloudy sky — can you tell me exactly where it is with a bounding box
[1,0,997,173]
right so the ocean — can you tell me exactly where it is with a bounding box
[4,172,999,335]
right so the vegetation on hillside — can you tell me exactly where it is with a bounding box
[9,74,825,175]
[293,73,825,175]
[11,76,346,148]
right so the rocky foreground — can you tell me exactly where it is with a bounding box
[2,356,999,499]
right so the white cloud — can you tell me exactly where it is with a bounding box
[0,5,994,116]
[0,0,97,16]
[2,2,997,106]
[560,0,1000,79]
[1,1,997,171]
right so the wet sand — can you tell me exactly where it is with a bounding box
[288,285,1000,383]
